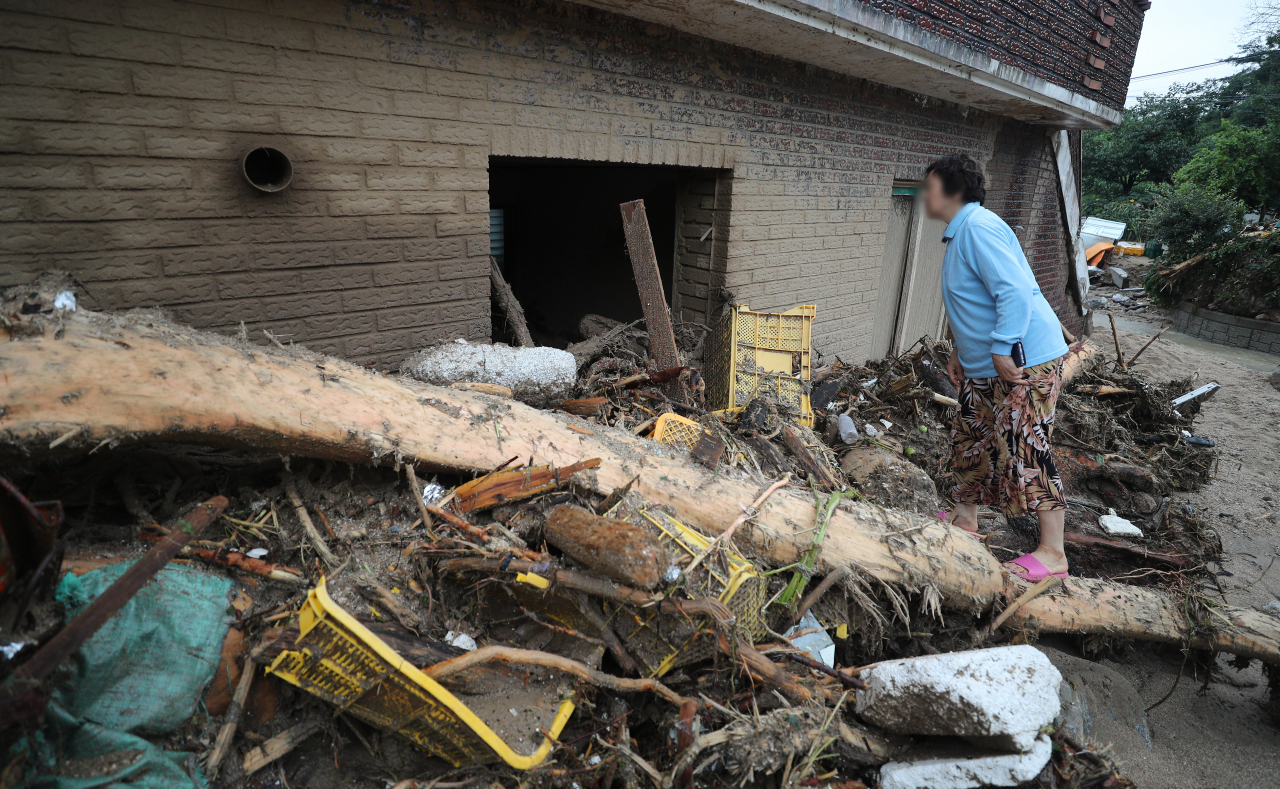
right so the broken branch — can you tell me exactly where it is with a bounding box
[424,646,689,706]
[242,721,321,776]
[404,464,438,542]
[489,256,534,348]
[208,656,256,779]
[1126,327,1167,367]
[682,474,790,582]
[283,476,337,566]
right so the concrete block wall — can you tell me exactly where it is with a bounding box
[0,0,1068,366]
[984,120,1084,339]
[1172,303,1280,356]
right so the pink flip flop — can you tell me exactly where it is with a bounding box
[1006,554,1069,581]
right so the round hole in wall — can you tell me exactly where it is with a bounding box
[242,147,293,192]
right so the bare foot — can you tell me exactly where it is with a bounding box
[948,512,980,533]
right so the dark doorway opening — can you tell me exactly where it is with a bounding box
[488,158,714,347]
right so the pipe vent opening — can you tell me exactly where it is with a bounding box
[242,147,293,193]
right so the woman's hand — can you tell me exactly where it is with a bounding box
[992,353,1025,383]
[947,349,964,388]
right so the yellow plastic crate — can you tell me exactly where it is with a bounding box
[267,578,575,769]
[603,498,768,677]
[705,304,814,426]
[651,412,705,449]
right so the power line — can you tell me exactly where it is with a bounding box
[1130,50,1280,82]
[1130,60,1231,81]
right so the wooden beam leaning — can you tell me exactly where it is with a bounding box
[620,199,682,382]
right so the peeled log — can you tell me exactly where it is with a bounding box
[1005,577,1280,664]
[544,504,672,589]
[0,311,1002,609]
[2,315,1274,666]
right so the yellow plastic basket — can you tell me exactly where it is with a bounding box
[267,578,575,769]
[705,304,815,426]
[651,412,705,450]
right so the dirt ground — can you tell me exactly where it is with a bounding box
[1073,319,1280,788]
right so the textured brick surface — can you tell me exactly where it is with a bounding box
[0,0,1080,366]
[858,0,1147,111]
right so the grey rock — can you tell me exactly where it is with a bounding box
[1269,366,1280,393]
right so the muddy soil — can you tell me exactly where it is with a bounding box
[1073,325,1280,788]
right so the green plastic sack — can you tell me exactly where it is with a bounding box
[12,561,234,788]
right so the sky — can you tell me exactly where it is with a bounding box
[1127,0,1256,103]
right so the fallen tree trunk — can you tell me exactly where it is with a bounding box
[1,311,1001,608]
[4,315,1272,667]
[1004,577,1280,664]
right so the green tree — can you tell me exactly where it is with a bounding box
[1145,182,1245,263]
[1210,31,1280,127]
[1175,120,1280,219]
[1082,87,1205,196]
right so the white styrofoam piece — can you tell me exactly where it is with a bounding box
[445,631,477,651]
[404,340,577,408]
[878,735,1052,789]
[1099,508,1143,537]
[856,645,1062,752]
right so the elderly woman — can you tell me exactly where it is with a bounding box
[921,154,1071,582]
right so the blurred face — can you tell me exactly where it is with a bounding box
[922,171,965,223]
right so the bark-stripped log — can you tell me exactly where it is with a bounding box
[0,312,1000,608]
[1005,577,1280,664]
[2,314,1272,667]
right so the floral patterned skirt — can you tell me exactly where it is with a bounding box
[948,357,1067,518]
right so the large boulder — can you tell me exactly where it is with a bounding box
[855,645,1062,752]
[404,340,576,408]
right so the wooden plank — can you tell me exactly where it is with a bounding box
[242,721,321,775]
[620,199,681,375]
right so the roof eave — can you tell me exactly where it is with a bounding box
[572,0,1126,129]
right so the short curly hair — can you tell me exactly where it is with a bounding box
[925,154,986,205]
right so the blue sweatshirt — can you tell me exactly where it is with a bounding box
[940,202,1068,379]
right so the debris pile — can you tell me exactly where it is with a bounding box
[2,265,1275,789]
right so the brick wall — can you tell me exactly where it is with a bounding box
[858,0,1146,111]
[671,171,723,325]
[0,0,1074,366]
[984,120,1085,339]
